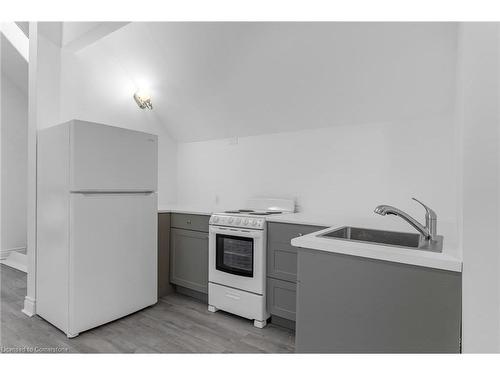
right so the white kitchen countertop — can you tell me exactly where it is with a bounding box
[157,205,216,216]
[157,207,462,272]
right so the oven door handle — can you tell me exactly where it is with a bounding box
[209,226,263,238]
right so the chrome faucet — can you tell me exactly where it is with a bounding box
[374,198,437,241]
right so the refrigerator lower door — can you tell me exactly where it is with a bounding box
[68,192,157,337]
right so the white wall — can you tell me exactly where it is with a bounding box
[458,23,500,353]
[59,44,177,206]
[35,33,61,130]
[177,113,459,243]
[1,73,28,254]
[175,22,460,246]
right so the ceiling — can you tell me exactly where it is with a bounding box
[15,22,29,37]
[71,22,458,142]
[1,34,28,95]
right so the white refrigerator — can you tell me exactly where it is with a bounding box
[36,120,158,338]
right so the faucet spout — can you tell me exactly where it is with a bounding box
[374,198,438,241]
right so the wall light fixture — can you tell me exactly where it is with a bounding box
[133,90,153,109]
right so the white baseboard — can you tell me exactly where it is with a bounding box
[0,247,26,260]
[22,296,36,317]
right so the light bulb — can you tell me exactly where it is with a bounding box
[133,90,153,110]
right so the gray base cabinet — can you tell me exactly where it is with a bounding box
[295,249,462,353]
[169,214,209,295]
[266,222,326,326]
[158,213,174,298]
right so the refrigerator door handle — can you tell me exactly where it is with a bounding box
[71,190,155,195]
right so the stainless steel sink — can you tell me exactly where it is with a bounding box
[319,226,443,252]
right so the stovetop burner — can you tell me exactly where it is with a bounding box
[211,198,294,229]
[249,211,283,216]
[224,210,283,216]
[224,209,255,214]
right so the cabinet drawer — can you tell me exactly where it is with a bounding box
[267,278,297,321]
[171,213,210,232]
[267,222,326,281]
[268,222,326,246]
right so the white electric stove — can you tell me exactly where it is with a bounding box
[208,198,295,328]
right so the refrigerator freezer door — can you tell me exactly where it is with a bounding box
[69,121,158,192]
[68,192,157,336]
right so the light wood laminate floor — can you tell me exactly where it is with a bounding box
[0,265,295,353]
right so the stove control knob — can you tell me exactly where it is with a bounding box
[228,217,234,223]
[213,216,219,223]
[243,218,249,226]
[235,218,241,225]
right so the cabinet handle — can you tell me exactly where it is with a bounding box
[186,220,192,224]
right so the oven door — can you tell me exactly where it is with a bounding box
[216,233,254,277]
[209,225,265,295]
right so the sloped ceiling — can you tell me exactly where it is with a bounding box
[1,34,28,95]
[72,22,458,142]
[36,22,129,50]
[15,22,29,37]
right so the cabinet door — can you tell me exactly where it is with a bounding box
[170,228,209,293]
[267,277,297,321]
[296,249,462,353]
